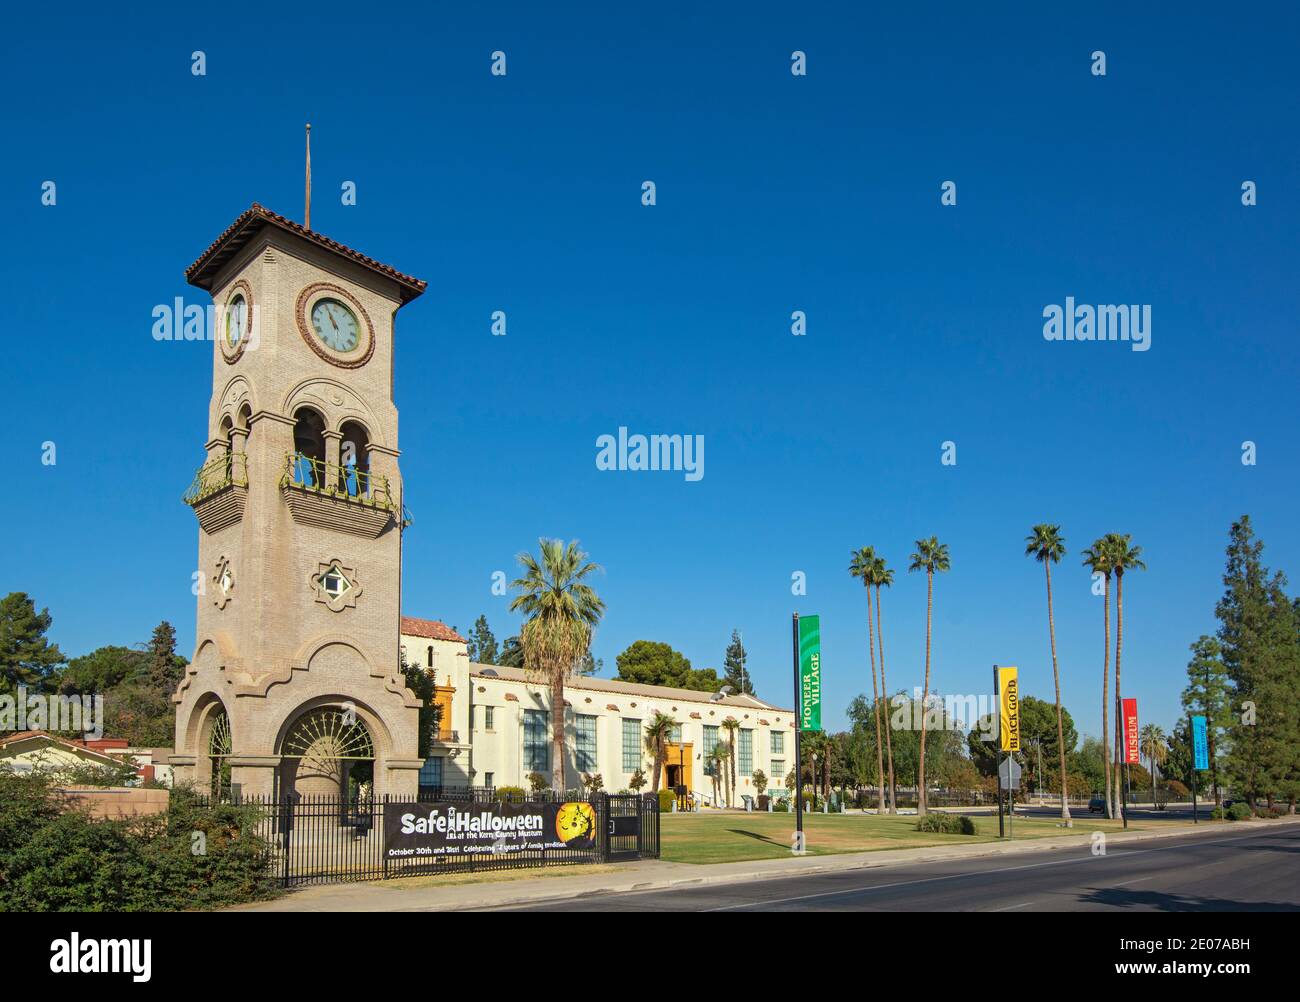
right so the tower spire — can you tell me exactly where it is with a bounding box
[304,123,312,230]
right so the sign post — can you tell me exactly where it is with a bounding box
[1191,713,1209,824]
[993,667,1003,838]
[791,613,823,850]
[1121,697,1139,829]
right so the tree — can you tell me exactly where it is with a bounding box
[722,629,754,696]
[753,768,768,800]
[643,712,676,794]
[1081,537,1117,818]
[0,593,65,696]
[576,651,603,676]
[400,649,442,758]
[614,640,722,692]
[1181,635,1230,805]
[1025,524,1071,821]
[849,546,887,814]
[1140,724,1168,806]
[871,554,898,813]
[628,768,647,793]
[509,538,606,792]
[1106,533,1145,810]
[145,622,185,694]
[467,615,499,666]
[707,742,729,806]
[721,717,740,807]
[57,646,143,696]
[498,635,524,668]
[908,537,950,816]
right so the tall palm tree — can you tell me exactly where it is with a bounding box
[509,538,605,791]
[643,712,676,794]
[1025,524,1071,822]
[872,555,898,813]
[1107,533,1145,810]
[908,536,951,817]
[1081,538,1117,818]
[849,546,887,813]
[721,717,741,808]
[1140,723,1167,806]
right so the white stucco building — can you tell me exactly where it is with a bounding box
[400,617,794,805]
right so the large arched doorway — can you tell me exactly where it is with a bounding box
[207,706,233,797]
[278,705,376,800]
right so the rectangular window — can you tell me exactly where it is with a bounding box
[484,705,495,731]
[771,759,784,788]
[739,729,753,775]
[622,718,642,772]
[770,730,784,755]
[702,725,719,775]
[669,723,682,744]
[485,771,494,788]
[418,756,443,787]
[576,715,598,772]
[523,708,549,773]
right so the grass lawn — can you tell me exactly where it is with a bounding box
[660,811,1205,865]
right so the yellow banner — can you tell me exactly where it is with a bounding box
[998,666,1020,752]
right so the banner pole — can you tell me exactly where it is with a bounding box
[792,613,803,848]
[994,665,1003,839]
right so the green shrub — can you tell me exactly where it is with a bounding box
[772,797,790,813]
[1210,806,1225,820]
[1228,802,1253,821]
[656,788,675,812]
[915,813,977,835]
[494,785,526,803]
[0,776,279,912]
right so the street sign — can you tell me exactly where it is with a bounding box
[1191,714,1209,770]
[997,666,1020,752]
[998,757,1022,790]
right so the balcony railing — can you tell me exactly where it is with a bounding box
[430,729,461,744]
[279,452,397,512]
[183,452,248,505]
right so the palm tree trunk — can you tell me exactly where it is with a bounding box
[551,671,566,792]
[728,733,736,808]
[1102,574,1113,819]
[917,570,933,817]
[876,584,897,813]
[1046,561,1070,821]
[866,585,885,813]
[1113,572,1125,815]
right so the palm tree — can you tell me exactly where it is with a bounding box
[849,546,887,813]
[509,538,605,791]
[1107,533,1145,810]
[908,536,950,817]
[1025,524,1071,822]
[1140,723,1168,806]
[721,717,741,808]
[707,742,729,807]
[643,712,676,794]
[1081,538,1117,819]
[872,555,898,813]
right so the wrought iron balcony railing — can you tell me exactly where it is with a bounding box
[183,452,248,505]
[279,452,397,512]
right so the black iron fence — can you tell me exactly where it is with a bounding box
[183,787,659,887]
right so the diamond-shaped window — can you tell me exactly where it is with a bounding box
[320,566,352,598]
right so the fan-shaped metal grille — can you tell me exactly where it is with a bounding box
[208,708,232,757]
[282,708,375,764]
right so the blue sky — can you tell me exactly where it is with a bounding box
[3,3,1298,741]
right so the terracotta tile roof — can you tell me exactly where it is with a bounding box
[400,617,467,643]
[0,730,131,766]
[185,203,427,303]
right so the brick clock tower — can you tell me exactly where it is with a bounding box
[170,203,426,799]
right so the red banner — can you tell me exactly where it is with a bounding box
[1123,697,1140,764]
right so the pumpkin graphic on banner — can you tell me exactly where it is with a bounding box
[555,802,597,849]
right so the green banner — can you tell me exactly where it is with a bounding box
[798,614,823,732]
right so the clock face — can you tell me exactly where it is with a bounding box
[225,294,247,346]
[311,298,360,353]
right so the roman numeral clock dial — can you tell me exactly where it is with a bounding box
[311,298,359,352]
[295,283,375,368]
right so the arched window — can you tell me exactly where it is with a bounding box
[338,419,370,496]
[426,645,434,668]
[238,403,253,446]
[292,407,327,487]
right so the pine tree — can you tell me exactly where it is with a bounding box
[1180,635,1231,804]
[0,592,65,695]
[722,629,754,695]
[468,615,499,665]
[145,621,185,692]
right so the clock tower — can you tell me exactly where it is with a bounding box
[170,203,427,799]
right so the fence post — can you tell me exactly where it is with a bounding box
[599,792,610,863]
[281,795,292,887]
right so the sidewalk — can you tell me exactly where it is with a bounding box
[233,816,1300,912]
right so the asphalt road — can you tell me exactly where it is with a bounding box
[489,821,1300,912]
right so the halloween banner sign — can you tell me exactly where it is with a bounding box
[383,800,598,859]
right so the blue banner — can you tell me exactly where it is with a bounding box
[1191,714,1209,771]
